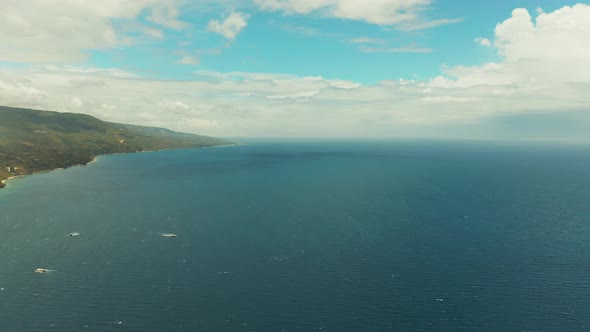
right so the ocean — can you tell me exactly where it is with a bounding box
[1,140,590,331]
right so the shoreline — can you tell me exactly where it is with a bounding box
[1,175,25,186]
[0,142,238,190]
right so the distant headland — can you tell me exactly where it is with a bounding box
[0,106,233,188]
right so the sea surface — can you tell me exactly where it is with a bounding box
[1,140,590,331]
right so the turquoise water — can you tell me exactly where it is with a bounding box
[1,140,590,331]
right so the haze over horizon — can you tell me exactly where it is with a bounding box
[1,0,589,139]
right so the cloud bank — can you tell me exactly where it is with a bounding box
[0,4,589,138]
[0,0,189,63]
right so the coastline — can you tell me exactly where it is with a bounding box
[0,142,238,190]
[1,175,25,186]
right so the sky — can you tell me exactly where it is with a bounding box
[0,0,589,139]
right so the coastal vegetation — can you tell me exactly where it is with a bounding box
[0,106,232,187]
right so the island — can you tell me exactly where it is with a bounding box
[0,106,233,188]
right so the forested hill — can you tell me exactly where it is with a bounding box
[0,106,232,187]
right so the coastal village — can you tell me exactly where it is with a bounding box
[0,165,25,187]
[5,166,20,173]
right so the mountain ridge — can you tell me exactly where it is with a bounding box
[0,106,232,188]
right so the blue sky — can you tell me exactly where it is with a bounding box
[87,0,580,83]
[0,1,589,138]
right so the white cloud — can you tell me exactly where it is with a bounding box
[177,56,200,65]
[254,0,461,29]
[474,37,491,47]
[350,37,384,44]
[400,18,464,31]
[437,4,590,88]
[359,46,433,53]
[43,65,137,78]
[147,4,187,29]
[0,0,187,63]
[207,12,250,40]
[118,21,165,40]
[278,23,321,37]
[494,5,590,66]
[351,38,432,54]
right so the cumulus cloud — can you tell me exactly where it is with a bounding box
[474,37,491,47]
[254,0,460,29]
[207,12,250,40]
[437,4,590,88]
[0,0,187,63]
[495,5,590,65]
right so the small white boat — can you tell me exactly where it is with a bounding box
[162,233,177,238]
[35,268,49,274]
[67,232,80,237]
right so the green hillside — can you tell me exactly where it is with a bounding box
[0,106,232,187]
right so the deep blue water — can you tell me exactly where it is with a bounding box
[1,140,590,331]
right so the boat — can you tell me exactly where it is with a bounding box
[35,268,49,273]
[162,233,177,238]
[67,232,80,237]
